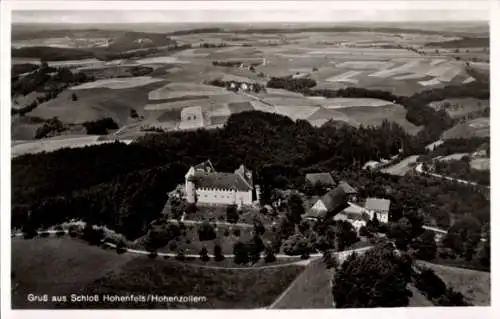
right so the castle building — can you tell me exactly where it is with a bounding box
[185,160,254,207]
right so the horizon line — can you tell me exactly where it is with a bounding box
[12,20,490,24]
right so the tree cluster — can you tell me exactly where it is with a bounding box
[332,244,413,308]
[267,76,317,92]
[82,117,119,135]
[413,268,468,306]
[34,116,67,139]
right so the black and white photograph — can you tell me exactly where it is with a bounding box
[2,0,494,314]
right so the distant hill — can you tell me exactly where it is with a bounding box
[11,30,177,61]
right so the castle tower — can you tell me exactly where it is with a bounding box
[185,167,196,203]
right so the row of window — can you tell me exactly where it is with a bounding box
[196,192,244,201]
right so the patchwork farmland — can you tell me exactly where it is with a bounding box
[12,27,489,143]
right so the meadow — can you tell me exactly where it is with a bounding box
[11,237,136,309]
[416,261,490,306]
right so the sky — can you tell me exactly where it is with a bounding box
[10,1,490,24]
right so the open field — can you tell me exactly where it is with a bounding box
[12,236,304,309]
[148,82,229,100]
[29,81,166,125]
[335,104,423,135]
[270,258,334,309]
[70,76,164,90]
[11,237,137,309]
[470,158,490,171]
[312,97,397,109]
[11,136,132,158]
[442,117,490,140]
[407,283,435,307]
[12,57,104,68]
[81,256,304,309]
[416,261,490,306]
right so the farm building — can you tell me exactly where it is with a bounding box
[337,180,358,202]
[363,161,380,170]
[179,106,205,130]
[305,172,336,188]
[334,203,368,232]
[364,198,391,224]
[305,186,349,220]
[185,160,254,208]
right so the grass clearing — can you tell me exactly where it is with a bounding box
[270,258,334,309]
[469,158,490,171]
[416,261,490,306]
[336,104,423,135]
[334,61,394,70]
[70,76,164,90]
[80,257,304,309]
[207,105,232,117]
[11,136,132,158]
[29,81,166,125]
[442,117,490,140]
[325,70,362,83]
[369,60,423,78]
[418,78,442,86]
[407,283,434,307]
[317,98,396,109]
[306,108,354,126]
[133,56,190,64]
[228,101,254,113]
[274,105,320,121]
[148,82,228,100]
[11,237,136,309]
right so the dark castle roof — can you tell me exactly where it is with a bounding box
[191,172,252,192]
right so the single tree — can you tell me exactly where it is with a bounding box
[233,241,249,265]
[226,204,239,224]
[412,230,437,261]
[198,221,216,241]
[286,194,305,225]
[264,245,276,263]
[214,244,225,262]
[199,247,210,261]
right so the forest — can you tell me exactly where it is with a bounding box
[12,111,489,241]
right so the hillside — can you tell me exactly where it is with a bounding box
[416,261,490,306]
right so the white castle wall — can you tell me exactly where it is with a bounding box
[195,187,252,206]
